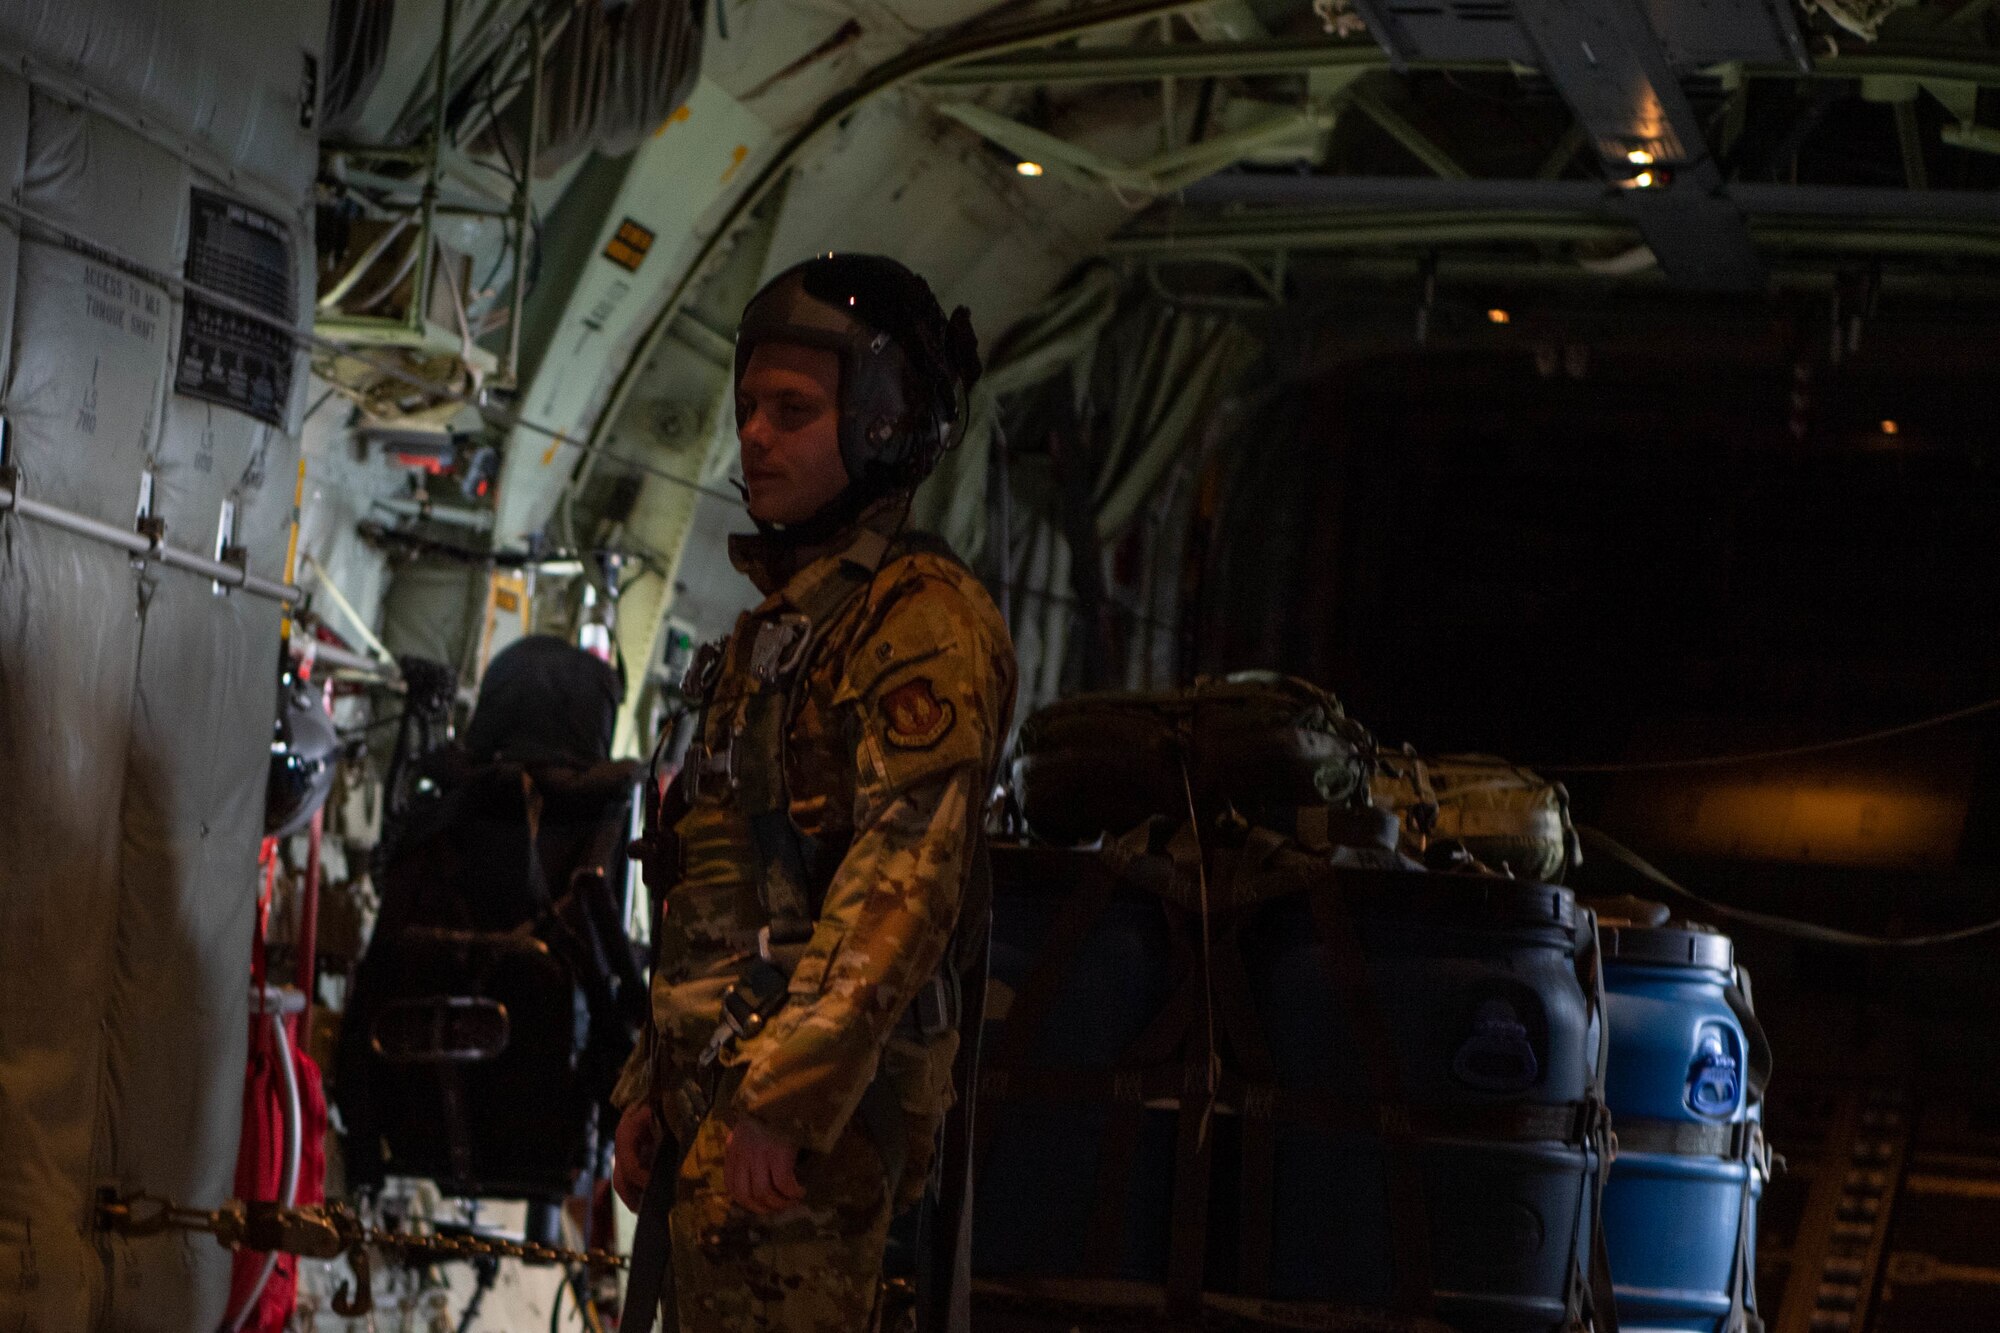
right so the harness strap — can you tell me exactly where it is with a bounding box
[669,520,980,1202]
[858,1077,911,1204]
[732,523,896,935]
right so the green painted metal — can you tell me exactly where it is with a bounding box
[1348,83,1469,180]
[922,37,2000,89]
[922,37,1410,86]
[1107,211,1638,255]
[1106,207,2000,261]
[937,99,1329,193]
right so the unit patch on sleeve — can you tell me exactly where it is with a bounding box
[880,677,955,750]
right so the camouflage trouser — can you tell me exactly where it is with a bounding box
[667,1113,893,1332]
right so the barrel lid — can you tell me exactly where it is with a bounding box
[1599,922,1735,971]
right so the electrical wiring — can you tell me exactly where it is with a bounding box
[1580,826,2000,949]
[1534,696,2000,774]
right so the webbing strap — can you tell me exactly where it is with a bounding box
[1614,1117,1742,1158]
[732,522,898,933]
[1305,887,1435,1316]
[1081,910,1199,1276]
[983,871,1123,1079]
[857,1075,910,1203]
[972,1276,1460,1333]
[1726,1116,1766,1333]
[1207,917,1279,1297]
[977,1065,1595,1145]
[1574,910,1616,1333]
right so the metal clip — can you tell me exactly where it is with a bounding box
[683,740,734,801]
[680,638,725,703]
[749,612,812,685]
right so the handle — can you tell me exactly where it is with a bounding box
[1687,1027,1743,1118]
[1452,998,1541,1092]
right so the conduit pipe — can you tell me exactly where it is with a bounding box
[0,474,302,603]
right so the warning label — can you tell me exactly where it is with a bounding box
[174,189,296,428]
[603,218,654,272]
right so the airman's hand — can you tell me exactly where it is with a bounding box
[724,1116,805,1216]
[612,1102,661,1212]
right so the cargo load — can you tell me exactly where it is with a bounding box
[1011,672,1374,846]
[1372,750,1580,883]
[972,824,1613,1332]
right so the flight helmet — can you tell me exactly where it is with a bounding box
[733,253,982,502]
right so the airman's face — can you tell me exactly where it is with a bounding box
[736,342,849,526]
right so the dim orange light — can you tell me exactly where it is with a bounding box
[1487,308,1511,325]
[1880,419,1900,435]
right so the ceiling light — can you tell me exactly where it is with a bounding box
[1632,170,1657,188]
[1016,160,1044,177]
[1627,148,1655,165]
[1880,419,1900,435]
[1487,308,1511,325]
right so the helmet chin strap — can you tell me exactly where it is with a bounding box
[747,471,904,547]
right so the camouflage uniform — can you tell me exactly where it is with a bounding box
[615,495,1016,1332]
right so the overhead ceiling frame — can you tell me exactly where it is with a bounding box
[921,39,2000,90]
[926,26,2000,290]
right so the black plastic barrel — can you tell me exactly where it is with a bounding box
[972,843,1605,1332]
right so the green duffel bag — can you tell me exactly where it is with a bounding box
[1010,672,1372,846]
[1370,750,1579,882]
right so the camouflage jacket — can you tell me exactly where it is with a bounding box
[615,497,1016,1155]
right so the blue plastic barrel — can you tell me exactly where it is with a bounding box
[1248,874,1604,1332]
[974,847,1607,1333]
[974,879,1179,1279]
[1599,922,1768,1333]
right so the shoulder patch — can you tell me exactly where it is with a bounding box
[880,677,955,750]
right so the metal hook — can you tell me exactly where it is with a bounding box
[332,1246,374,1317]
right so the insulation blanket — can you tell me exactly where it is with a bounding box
[0,4,319,1324]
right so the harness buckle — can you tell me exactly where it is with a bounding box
[910,972,955,1038]
[720,986,769,1042]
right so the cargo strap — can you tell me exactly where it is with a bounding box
[977,851,1617,1329]
[1613,1117,1757,1159]
[972,1276,1459,1333]
[1574,910,1618,1333]
[1727,1116,1768,1333]
[1207,913,1281,1296]
[1304,885,1435,1317]
[978,1065,1601,1145]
